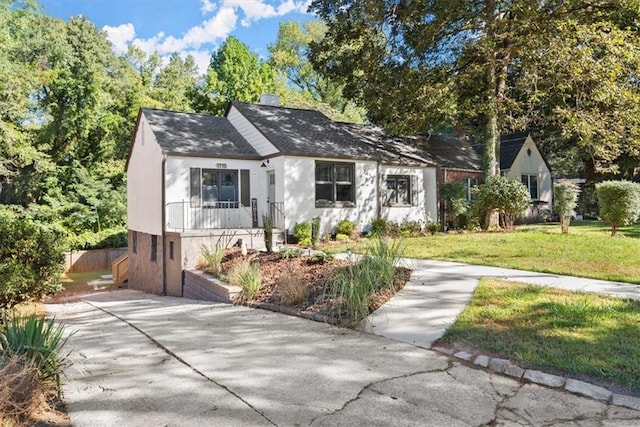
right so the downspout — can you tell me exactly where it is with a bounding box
[376,161,381,219]
[442,168,447,228]
[161,154,167,296]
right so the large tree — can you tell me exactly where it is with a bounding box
[195,36,277,115]
[309,0,640,178]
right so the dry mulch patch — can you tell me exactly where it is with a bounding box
[219,247,412,323]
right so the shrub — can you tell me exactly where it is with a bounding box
[280,247,303,259]
[471,176,530,231]
[311,216,321,246]
[0,207,65,310]
[335,219,355,237]
[596,180,640,236]
[278,275,308,306]
[400,220,422,237]
[0,314,71,388]
[425,221,442,235]
[441,182,470,228]
[335,233,350,243]
[229,261,262,303]
[262,214,274,253]
[196,245,224,276]
[66,227,127,250]
[311,251,334,264]
[554,182,581,234]
[293,222,312,246]
[370,218,387,237]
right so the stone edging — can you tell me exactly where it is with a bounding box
[431,344,640,411]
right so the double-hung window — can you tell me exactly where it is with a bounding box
[462,177,478,201]
[521,174,538,200]
[315,162,355,207]
[385,176,411,206]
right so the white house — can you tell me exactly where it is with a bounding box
[500,132,553,220]
[126,100,438,296]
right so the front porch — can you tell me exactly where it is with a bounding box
[166,201,286,231]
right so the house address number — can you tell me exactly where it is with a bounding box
[216,163,227,169]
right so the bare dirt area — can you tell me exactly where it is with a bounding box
[219,247,412,321]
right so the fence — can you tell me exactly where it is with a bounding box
[65,247,128,273]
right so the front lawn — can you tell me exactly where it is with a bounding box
[440,279,640,394]
[324,221,640,283]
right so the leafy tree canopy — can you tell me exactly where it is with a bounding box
[309,0,640,177]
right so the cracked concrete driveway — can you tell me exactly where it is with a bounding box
[47,290,640,426]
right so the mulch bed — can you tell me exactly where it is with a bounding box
[219,247,412,324]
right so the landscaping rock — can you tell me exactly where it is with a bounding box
[523,369,565,388]
[488,357,509,373]
[473,354,490,368]
[565,379,612,402]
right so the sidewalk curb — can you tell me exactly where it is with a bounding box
[432,344,640,411]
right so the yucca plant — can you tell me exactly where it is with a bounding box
[229,260,262,303]
[0,314,71,390]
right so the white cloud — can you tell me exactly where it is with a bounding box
[201,0,216,14]
[104,1,311,73]
[103,23,135,54]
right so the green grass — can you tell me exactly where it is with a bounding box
[60,270,113,293]
[323,221,640,283]
[441,279,640,393]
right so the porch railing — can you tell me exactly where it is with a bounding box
[166,201,253,231]
[269,202,286,230]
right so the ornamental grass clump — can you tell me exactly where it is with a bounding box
[229,260,262,303]
[0,355,43,425]
[328,238,404,325]
[196,245,224,276]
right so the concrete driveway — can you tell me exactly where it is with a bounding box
[48,290,640,426]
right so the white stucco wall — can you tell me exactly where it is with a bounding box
[227,106,279,157]
[127,114,164,236]
[282,156,377,235]
[379,165,438,226]
[280,157,437,235]
[505,135,553,212]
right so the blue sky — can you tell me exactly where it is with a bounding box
[39,0,314,72]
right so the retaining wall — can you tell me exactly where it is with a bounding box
[183,270,241,303]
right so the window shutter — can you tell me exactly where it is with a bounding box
[411,175,419,206]
[240,169,250,207]
[190,168,201,207]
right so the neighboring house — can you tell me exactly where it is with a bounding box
[416,131,552,223]
[126,100,438,296]
[412,134,484,224]
[499,132,553,220]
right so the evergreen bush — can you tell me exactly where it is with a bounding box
[554,182,580,234]
[596,180,640,236]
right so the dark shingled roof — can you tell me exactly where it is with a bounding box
[338,122,436,166]
[231,102,432,166]
[414,134,483,171]
[142,108,260,158]
[500,131,530,170]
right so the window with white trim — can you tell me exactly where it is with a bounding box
[521,174,539,200]
[462,177,478,201]
[190,168,239,208]
[315,162,355,207]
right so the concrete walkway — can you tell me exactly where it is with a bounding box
[362,258,640,349]
[47,290,640,426]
